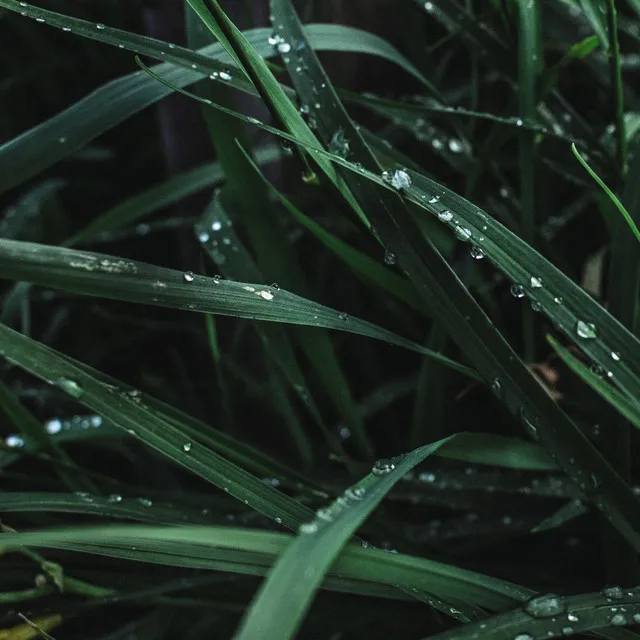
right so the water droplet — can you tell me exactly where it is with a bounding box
[35,17,45,23]
[424,2,434,11]
[213,275,222,284]
[299,522,318,534]
[137,497,153,507]
[576,320,597,340]
[525,594,567,618]
[56,378,83,398]
[382,169,411,190]
[198,231,210,243]
[611,614,627,626]
[438,210,453,222]
[62,26,71,32]
[511,284,526,298]
[183,442,192,453]
[219,70,232,81]
[562,626,574,635]
[316,507,333,522]
[5,435,24,448]
[428,196,440,204]
[257,290,274,301]
[611,351,621,361]
[338,312,349,321]
[491,377,502,394]
[45,418,62,435]
[454,226,472,241]
[530,276,543,288]
[211,219,222,232]
[384,250,397,265]
[96,23,106,30]
[448,138,464,153]
[567,613,579,623]
[90,415,103,428]
[470,246,484,260]
[277,41,291,54]
[183,271,195,283]
[514,634,534,640]
[633,613,640,623]
[515,118,523,126]
[372,458,397,476]
[602,586,624,600]
[107,494,123,504]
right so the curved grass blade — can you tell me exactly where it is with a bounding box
[425,587,640,640]
[66,145,280,248]
[233,437,479,640]
[532,498,587,533]
[0,239,475,377]
[0,322,317,531]
[0,492,221,526]
[0,525,532,612]
[572,143,640,244]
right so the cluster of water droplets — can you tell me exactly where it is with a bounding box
[298,480,367,535]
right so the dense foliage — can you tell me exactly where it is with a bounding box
[2,0,640,638]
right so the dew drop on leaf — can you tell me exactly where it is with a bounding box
[524,594,567,618]
[576,320,597,340]
[56,378,83,398]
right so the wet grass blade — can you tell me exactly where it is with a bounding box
[66,146,280,247]
[572,143,640,244]
[0,322,317,530]
[234,437,493,639]
[0,239,475,377]
[425,587,640,640]
[0,524,532,610]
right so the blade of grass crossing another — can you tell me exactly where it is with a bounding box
[263,0,640,550]
[234,436,467,640]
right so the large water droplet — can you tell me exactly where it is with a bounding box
[384,250,397,265]
[183,271,195,283]
[611,351,621,361]
[183,442,192,453]
[56,378,83,398]
[448,138,464,153]
[218,70,232,81]
[611,614,626,626]
[513,634,534,640]
[576,320,597,340]
[96,23,106,30]
[470,246,484,260]
[107,494,123,504]
[510,284,525,298]
[45,418,63,435]
[382,169,411,190]
[438,210,453,222]
[524,594,567,618]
